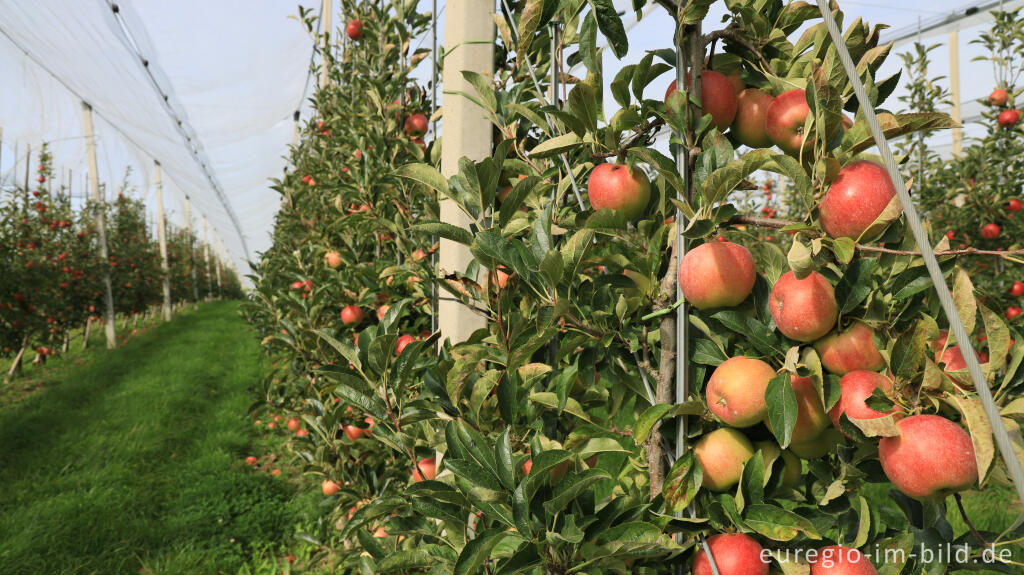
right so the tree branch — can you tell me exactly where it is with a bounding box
[955,493,988,547]
[703,28,772,71]
[592,119,666,160]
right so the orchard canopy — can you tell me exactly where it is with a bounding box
[6,1,1024,574]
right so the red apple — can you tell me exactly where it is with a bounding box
[287,417,300,431]
[494,267,510,289]
[810,545,879,575]
[404,113,428,137]
[878,414,978,500]
[989,89,1009,107]
[412,249,427,261]
[245,456,258,465]
[945,230,955,240]
[296,428,309,437]
[1008,306,1023,320]
[769,271,838,342]
[693,428,755,492]
[706,356,776,427]
[814,321,885,375]
[321,479,339,496]
[587,163,651,220]
[678,241,756,309]
[819,161,899,240]
[828,371,896,434]
[1006,199,1022,212]
[376,304,390,320]
[981,223,1001,239]
[692,533,769,575]
[346,20,363,41]
[1009,281,1024,296]
[412,457,437,482]
[730,89,775,148]
[664,70,738,131]
[777,375,830,444]
[765,89,813,156]
[396,334,415,355]
[325,251,342,268]
[341,304,364,325]
[998,109,1020,128]
[521,458,532,475]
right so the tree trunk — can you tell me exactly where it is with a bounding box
[82,318,92,350]
[6,340,27,380]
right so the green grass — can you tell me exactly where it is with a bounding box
[0,302,320,575]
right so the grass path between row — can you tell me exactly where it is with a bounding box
[0,301,317,575]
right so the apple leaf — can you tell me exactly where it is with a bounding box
[663,451,702,514]
[529,133,582,158]
[948,395,995,486]
[453,529,519,575]
[543,468,611,515]
[588,0,628,58]
[848,414,901,438]
[890,320,928,380]
[765,372,799,448]
[951,268,977,338]
[744,503,821,541]
[842,112,958,155]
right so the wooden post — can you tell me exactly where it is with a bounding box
[438,0,494,344]
[203,215,213,301]
[82,102,118,350]
[319,0,332,90]
[950,29,963,157]
[185,196,200,308]
[154,161,172,321]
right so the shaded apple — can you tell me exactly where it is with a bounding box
[730,89,775,148]
[770,271,838,342]
[404,113,429,137]
[755,441,802,489]
[828,370,896,435]
[412,457,437,482]
[665,70,738,131]
[678,241,756,310]
[694,428,755,492]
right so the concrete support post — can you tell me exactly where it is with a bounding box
[438,0,494,344]
[185,196,200,308]
[81,102,117,349]
[950,30,963,157]
[155,161,172,321]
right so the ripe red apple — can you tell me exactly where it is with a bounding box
[325,251,342,268]
[730,89,775,148]
[587,163,651,220]
[287,417,300,431]
[346,20,363,41]
[404,113,428,137]
[819,161,899,240]
[693,428,755,492]
[998,109,1020,128]
[692,533,769,575]
[989,89,1009,107]
[341,304,364,325]
[828,371,896,434]
[1006,198,1022,212]
[245,456,258,465]
[521,458,532,475]
[664,71,738,131]
[1011,281,1024,296]
[814,321,885,375]
[765,89,813,156]
[878,414,978,500]
[981,223,1001,239]
[945,230,955,240]
[412,457,437,482]
[376,304,390,320]
[321,479,339,496]
[706,356,776,427]
[678,241,756,309]
[296,428,309,437]
[770,271,838,342]
[810,545,879,575]
[1008,306,1023,320]
[270,468,281,476]
[396,334,416,355]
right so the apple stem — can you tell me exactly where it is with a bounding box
[955,492,988,547]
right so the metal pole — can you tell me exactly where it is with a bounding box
[186,196,200,308]
[320,0,332,90]
[429,0,439,338]
[82,102,118,349]
[155,161,171,321]
[816,0,1024,530]
[949,29,963,156]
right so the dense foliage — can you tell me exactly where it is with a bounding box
[243,1,1024,574]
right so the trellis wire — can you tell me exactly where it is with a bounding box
[815,0,1024,531]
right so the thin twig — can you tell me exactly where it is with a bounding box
[703,28,772,71]
[591,119,667,160]
[955,493,988,547]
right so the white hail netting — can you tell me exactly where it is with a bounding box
[0,0,321,278]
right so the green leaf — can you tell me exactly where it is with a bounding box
[332,382,388,421]
[516,0,544,66]
[700,148,773,206]
[745,504,821,541]
[951,268,977,337]
[395,163,449,197]
[680,0,716,25]
[843,112,958,155]
[444,458,504,491]
[528,392,592,422]
[410,221,474,246]
[578,11,598,74]
[542,468,611,515]
[633,402,703,444]
[462,70,497,113]
[765,373,798,448]
[495,428,515,490]
[453,529,517,575]
[529,133,582,158]
[568,82,599,133]
[890,321,927,380]
[663,451,702,514]
[948,395,994,485]
[589,0,628,58]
